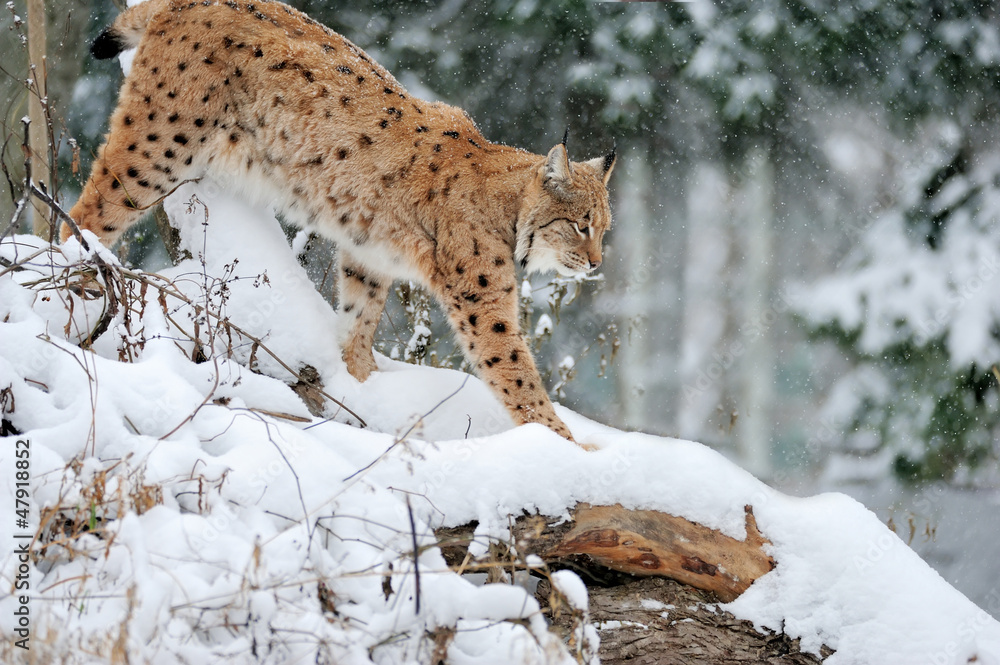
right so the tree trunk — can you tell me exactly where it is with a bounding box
[736,147,775,478]
[27,0,50,238]
[612,144,654,430]
[677,162,734,442]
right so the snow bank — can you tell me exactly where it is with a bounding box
[2,180,999,664]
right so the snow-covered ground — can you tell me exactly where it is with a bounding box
[1,178,999,664]
[818,479,1000,625]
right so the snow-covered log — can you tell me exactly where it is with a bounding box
[517,503,773,603]
[442,503,773,603]
[543,577,828,664]
[438,504,828,662]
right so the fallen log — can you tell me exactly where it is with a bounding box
[510,503,774,603]
[438,504,772,602]
[550,503,767,601]
[436,503,830,662]
[541,576,830,665]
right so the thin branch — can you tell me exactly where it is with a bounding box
[0,246,49,277]
[158,358,222,441]
[1,118,33,243]
[28,185,124,347]
[342,373,471,482]
[260,413,314,543]
[37,334,100,456]
[407,495,421,615]
[8,191,365,433]
[12,181,362,424]
[29,181,88,250]
[117,267,366,427]
[1,132,17,206]
[201,407,316,543]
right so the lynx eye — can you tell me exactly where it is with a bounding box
[572,221,590,238]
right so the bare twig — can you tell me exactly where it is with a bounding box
[201,408,315,542]
[37,334,99,456]
[248,408,311,423]
[158,358,222,441]
[342,374,470,482]
[1,132,18,207]
[407,495,421,615]
[260,413,314,543]
[115,266,366,426]
[29,181,88,250]
[1,118,33,243]
[28,182,127,347]
[6,186,365,428]
[0,246,49,277]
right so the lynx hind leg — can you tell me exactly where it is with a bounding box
[65,89,207,246]
[66,125,187,246]
[432,269,574,441]
[337,253,391,382]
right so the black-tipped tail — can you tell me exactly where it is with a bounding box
[90,28,125,60]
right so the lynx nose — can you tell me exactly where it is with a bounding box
[588,257,602,270]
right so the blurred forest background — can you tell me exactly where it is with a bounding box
[3,0,999,615]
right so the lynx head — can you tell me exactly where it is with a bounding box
[516,140,616,277]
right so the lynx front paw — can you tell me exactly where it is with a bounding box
[343,346,377,382]
[554,422,577,444]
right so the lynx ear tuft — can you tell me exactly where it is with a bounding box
[585,145,617,186]
[544,143,571,189]
[604,144,617,175]
[561,128,569,148]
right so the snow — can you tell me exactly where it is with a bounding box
[795,209,1000,369]
[3,181,1000,664]
[596,620,647,631]
[625,14,656,41]
[535,313,553,337]
[639,598,670,611]
[550,570,589,611]
[521,278,533,300]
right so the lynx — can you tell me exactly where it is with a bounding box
[65,0,616,441]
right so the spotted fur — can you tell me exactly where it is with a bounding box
[65,0,616,441]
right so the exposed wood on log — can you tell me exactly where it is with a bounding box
[539,576,830,664]
[511,503,773,602]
